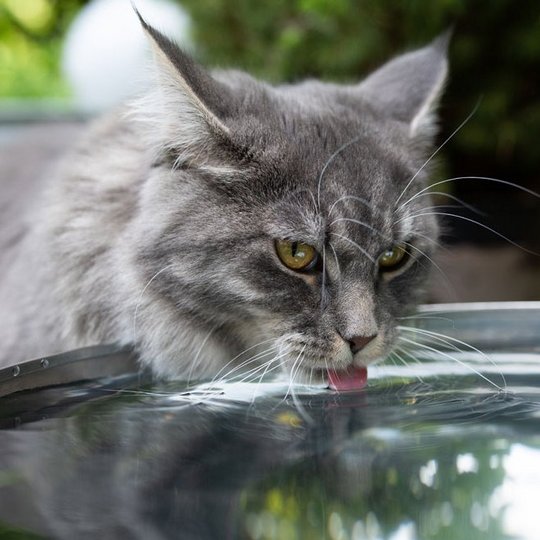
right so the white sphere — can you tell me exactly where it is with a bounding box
[62,0,193,113]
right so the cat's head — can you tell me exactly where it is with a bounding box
[130,14,448,387]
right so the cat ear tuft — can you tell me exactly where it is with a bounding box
[358,32,450,140]
[132,8,234,165]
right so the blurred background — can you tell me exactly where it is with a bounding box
[0,0,539,301]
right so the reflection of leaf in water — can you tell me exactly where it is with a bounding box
[0,521,46,539]
[240,426,512,540]
[0,470,24,488]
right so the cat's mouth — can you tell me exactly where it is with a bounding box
[294,365,369,391]
[327,365,368,391]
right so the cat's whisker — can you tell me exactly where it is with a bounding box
[203,337,277,387]
[406,191,486,216]
[284,344,307,402]
[396,211,540,256]
[99,388,172,398]
[330,232,376,264]
[397,335,505,392]
[229,348,288,382]
[251,352,288,395]
[393,342,439,383]
[398,175,540,212]
[246,356,289,408]
[389,349,426,383]
[317,134,365,210]
[397,325,507,389]
[210,345,278,386]
[394,101,480,206]
[233,354,286,385]
[397,314,455,324]
[202,340,273,385]
[132,263,175,344]
[412,204,470,213]
[196,351,283,401]
[402,241,455,297]
[409,231,446,251]
[328,194,375,217]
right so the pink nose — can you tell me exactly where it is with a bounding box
[348,334,377,355]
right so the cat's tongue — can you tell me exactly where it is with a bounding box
[327,366,368,392]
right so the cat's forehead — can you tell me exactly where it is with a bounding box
[224,80,429,244]
[229,81,412,182]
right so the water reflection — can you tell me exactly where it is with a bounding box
[0,355,540,540]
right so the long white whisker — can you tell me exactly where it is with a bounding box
[396,211,540,256]
[390,348,426,383]
[252,353,287,393]
[100,388,172,398]
[397,314,455,324]
[234,353,287,385]
[330,232,376,264]
[395,102,480,206]
[398,325,507,389]
[216,347,277,384]
[402,241,455,298]
[284,344,307,401]
[407,190,486,216]
[410,231,447,251]
[398,335,505,392]
[207,338,276,386]
[216,351,270,383]
[399,175,540,211]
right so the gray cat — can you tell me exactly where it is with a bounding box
[0,16,447,390]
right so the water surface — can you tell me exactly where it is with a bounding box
[1,303,539,540]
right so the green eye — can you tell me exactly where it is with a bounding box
[275,239,318,271]
[378,244,409,272]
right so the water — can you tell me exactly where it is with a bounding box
[1,303,540,539]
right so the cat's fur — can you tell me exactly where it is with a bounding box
[0,18,447,382]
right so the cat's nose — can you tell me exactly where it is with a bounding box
[347,334,377,355]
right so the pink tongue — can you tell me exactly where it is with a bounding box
[327,366,368,392]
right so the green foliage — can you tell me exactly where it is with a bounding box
[0,522,45,539]
[0,0,538,209]
[0,0,85,98]
[182,0,457,82]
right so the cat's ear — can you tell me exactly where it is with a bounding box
[357,33,449,140]
[134,9,235,166]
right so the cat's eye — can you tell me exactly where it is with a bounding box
[378,244,409,272]
[275,239,318,272]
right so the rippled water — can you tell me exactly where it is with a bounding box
[1,303,540,540]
